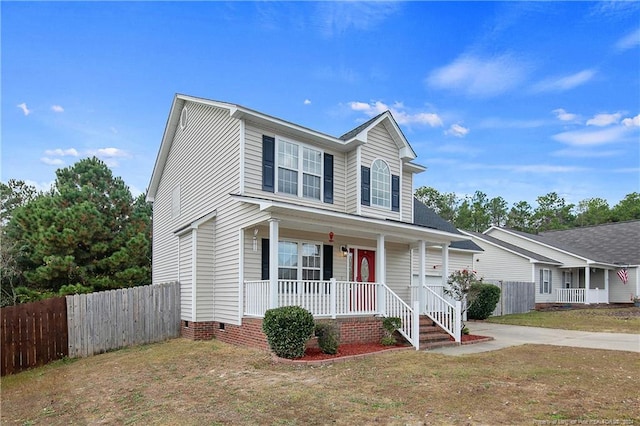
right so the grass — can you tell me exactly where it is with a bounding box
[485,306,640,334]
[2,337,639,425]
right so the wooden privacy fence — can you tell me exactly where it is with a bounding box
[67,282,181,358]
[1,297,68,376]
[1,282,181,375]
[485,280,535,316]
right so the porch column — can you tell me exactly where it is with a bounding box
[269,219,280,309]
[604,269,609,304]
[419,240,426,314]
[584,266,590,305]
[377,234,386,314]
[441,243,450,287]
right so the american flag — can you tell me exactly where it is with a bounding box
[617,268,628,284]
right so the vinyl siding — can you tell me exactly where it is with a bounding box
[195,219,215,320]
[470,239,534,282]
[610,268,637,303]
[152,101,245,324]
[534,265,558,303]
[401,169,413,223]
[359,124,402,221]
[411,248,476,283]
[242,123,346,211]
[385,243,412,302]
[179,233,193,321]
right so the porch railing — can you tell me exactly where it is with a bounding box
[555,288,585,304]
[422,286,461,343]
[243,279,420,349]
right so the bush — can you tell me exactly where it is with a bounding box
[315,321,340,355]
[262,306,315,359]
[381,316,402,346]
[467,283,501,320]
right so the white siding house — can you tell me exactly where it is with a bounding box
[462,221,640,306]
[146,94,480,349]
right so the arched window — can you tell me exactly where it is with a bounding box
[371,159,390,208]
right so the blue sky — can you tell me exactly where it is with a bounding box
[2,1,639,208]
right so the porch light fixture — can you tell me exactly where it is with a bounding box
[341,246,348,257]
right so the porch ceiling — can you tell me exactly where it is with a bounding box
[234,195,465,246]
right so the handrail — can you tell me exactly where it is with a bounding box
[423,286,461,343]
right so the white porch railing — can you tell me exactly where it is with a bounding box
[423,286,461,343]
[244,279,420,349]
[555,288,585,303]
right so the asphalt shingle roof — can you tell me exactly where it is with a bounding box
[464,230,561,264]
[413,199,482,252]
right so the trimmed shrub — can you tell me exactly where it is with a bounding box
[381,316,402,346]
[467,283,501,320]
[315,321,340,355]
[262,306,315,359]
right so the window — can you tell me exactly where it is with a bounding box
[277,138,322,200]
[278,241,322,281]
[371,159,391,208]
[540,269,552,294]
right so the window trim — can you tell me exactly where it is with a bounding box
[275,136,323,201]
[277,239,324,282]
[540,268,552,294]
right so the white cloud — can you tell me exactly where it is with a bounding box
[40,157,64,166]
[24,179,55,193]
[51,105,64,113]
[553,126,630,147]
[303,99,311,105]
[615,28,640,51]
[532,69,596,93]
[552,148,622,158]
[17,102,31,116]
[622,114,640,127]
[348,100,443,127]
[426,54,529,97]
[315,2,400,37]
[44,148,79,157]
[552,108,579,122]
[445,124,469,138]
[94,147,130,158]
[586,112,622,127]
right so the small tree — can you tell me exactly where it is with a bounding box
[444,269,483,331]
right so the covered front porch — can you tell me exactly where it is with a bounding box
[237,196,465,349]
[555,265,611,304]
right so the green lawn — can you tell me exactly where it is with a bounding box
[486,306,640,334]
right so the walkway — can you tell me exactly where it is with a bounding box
[429,322,640,356]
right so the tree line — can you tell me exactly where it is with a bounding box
[1,157,151,306]
[415,186,640,233]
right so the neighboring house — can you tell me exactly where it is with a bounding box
[461,221,640,306]
[146,94,477,349]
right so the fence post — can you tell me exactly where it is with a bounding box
[330,278,337,319]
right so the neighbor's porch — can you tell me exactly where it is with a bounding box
[555,266,611,304]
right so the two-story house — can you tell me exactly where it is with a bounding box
[146,94,477,350]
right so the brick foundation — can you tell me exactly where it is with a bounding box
[180,316,386,350]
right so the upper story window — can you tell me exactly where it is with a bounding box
[361,161,399,212]
[276,138,322,200]
[371,159,391,209]
[263,135,333,203]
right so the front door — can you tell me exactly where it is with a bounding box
[349,248,376,312]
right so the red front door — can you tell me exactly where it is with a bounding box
[350,249,376,312]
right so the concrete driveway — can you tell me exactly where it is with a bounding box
[429,321,640,356]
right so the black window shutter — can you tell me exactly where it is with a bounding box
[391,174,400,212]
[262,135,275,192]
[261,238,270,280]
[323,153,334,204]
[361,166,370,206]
[323,245,333,280]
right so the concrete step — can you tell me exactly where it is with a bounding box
[421,339,459,350]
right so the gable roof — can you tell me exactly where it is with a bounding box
[539,220,640,265]
[461,230,561,265]
[486,220,640,266]
[413,198,483,252]
[147,94,425,201]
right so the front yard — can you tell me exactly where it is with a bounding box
[2,336,638,425]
